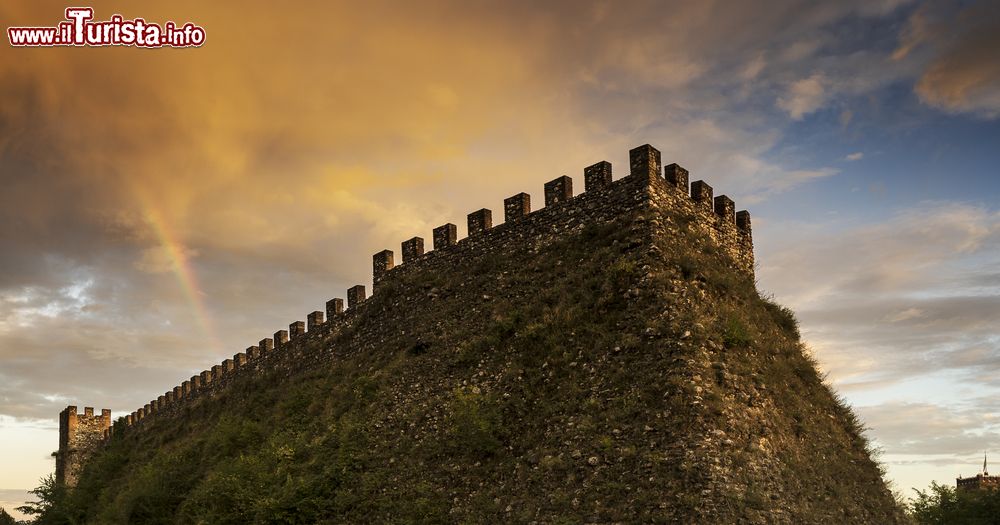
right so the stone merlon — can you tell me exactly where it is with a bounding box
[544,176,573,206]
[504,193,531,223]
[467,209,492,235]
[433,223,457,250]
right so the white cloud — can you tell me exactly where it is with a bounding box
[777,74,826,119]
[757,201,1000,493]
[845,152,864,161]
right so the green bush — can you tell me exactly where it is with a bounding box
[722,317,752,348]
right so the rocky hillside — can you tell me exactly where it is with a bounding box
[47,170,904,524]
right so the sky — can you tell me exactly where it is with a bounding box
[1,0,999,516]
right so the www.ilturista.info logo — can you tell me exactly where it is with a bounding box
[8,7,205,48]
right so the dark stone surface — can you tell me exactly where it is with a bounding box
[714,195,735,224]
[307,310,325,331]
[664,163,688,192]
[433,223,457,250]
[373,250,394,283]
[584,160,612,192]
[347,285,366,309]
[690,180,713,208]
[467,209,492,235]
[504,193,531,222]
[544,176,573,206]
[402,237,425,262]
[326,298,344,321]
[289,320,306,339]
[629,144,661,180]
[273,330,289,348]
[736,210,751,232]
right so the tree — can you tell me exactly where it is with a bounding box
[0,507,17,525]
[16,474,73,524]
[910,482,1000,524]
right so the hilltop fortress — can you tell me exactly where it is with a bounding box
[55,143,753,487]
[51,143,906,523]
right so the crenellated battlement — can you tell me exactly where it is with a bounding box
[62,144,753,475]
[371,143,752,291]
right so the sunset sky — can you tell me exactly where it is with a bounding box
[2,0,999,514]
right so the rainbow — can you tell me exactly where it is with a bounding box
[134,189,222,354]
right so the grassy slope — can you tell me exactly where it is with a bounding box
[63,205,904,524]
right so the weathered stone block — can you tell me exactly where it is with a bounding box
[373,250,394,281]
[504,193,531,222]
[289,320,306,339]
[259,337,275,354]
[401,237,424,262]
[691,180,713,207]
[173,385,182,399]
[347,285,366,309]
[181,381,191,396]
[326,299,344,320]
[714,195,735,224]
[234,352,247,369]
[665,163,689,192]
[190,375,201,391]
[584,161,612,191]
[222,359,234,374]
[200,370,212,385]
[544,176,573,206]
[736,210,751,232]
[307,311,324,331]
[273,330,289,349]
[211,365,223,378]
[246,345,260,360]
[433,223,457,250]
[467,209,492,235]
[629,144,661,180]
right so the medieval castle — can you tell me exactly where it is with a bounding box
[54,144,753,487]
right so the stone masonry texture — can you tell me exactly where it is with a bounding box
[61,144,756,490]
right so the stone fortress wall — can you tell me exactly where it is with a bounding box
[56,144,753,485]
[56,406,112,487]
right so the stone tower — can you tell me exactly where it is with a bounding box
[56,405,111,487]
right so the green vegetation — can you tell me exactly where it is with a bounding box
[16,475,69,524]
[721,316,752,348]
[910,483,1000,524]
[31,206,904,523]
